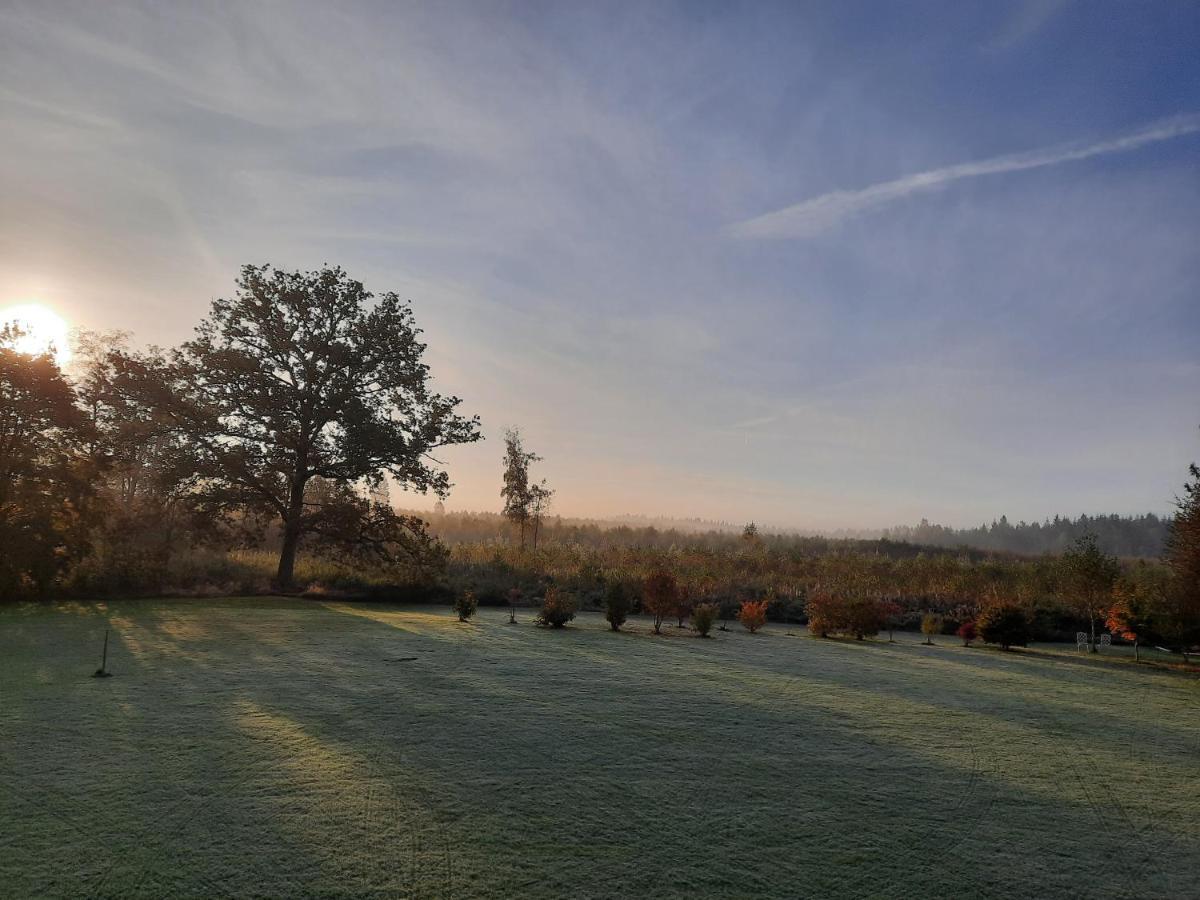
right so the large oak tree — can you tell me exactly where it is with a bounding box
[121,265,480,587]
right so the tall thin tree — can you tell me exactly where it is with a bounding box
[501,427,550,550]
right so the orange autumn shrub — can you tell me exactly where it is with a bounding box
[738,599,768,634]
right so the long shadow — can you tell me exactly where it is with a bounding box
[710,634,1200,761]
[265,607,1200,897]
[6,599,1198,898]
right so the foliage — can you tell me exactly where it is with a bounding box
[738,599,768,634]
[501,428,540,550]
[692,602,718,637]
[432,513,1181,642]
[1107,562,1191,661]
[741,521,762,547]
[673,582,694,628]
[879,599,902,641]
[306,486,450,583]
[114,264,479,587]
[454,589,478,622]
[642,569,678,634]
[883,512,1171,558]
[957,620,977,647]
[528,480,553,551]
[499,427,553,551]
[1164,460,1200,653]
[806,586,885,639]
[535,587,577,628]
[0,325,96,598]
[977,605,1031,650]
[604,581,632,631]
[764,587,803,623]
[1059,533,1120,652]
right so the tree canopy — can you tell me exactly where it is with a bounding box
[0,325,94,594]
[118,264,480,586]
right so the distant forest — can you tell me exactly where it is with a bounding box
[880,514,1169,558]
[417,509,1170,560]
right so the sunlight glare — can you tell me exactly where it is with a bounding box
[0,303,73,366]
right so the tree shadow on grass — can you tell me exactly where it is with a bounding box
[264,604,1200,895]
[6,599,1199,899]
[688,629,1200,779]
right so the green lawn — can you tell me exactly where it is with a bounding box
[1,598,1197,898]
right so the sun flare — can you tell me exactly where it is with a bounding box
[0,303,73,366]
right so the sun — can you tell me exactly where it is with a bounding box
[1,303,73,367]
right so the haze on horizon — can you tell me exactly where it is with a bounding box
[1,1,1197,531]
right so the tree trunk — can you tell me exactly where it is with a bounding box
[276,520,302,589]
[275,479,307,589]
[1134,638,1139,662]
[1090,614,1098,653]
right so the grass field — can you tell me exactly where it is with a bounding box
[2,599,1198,899]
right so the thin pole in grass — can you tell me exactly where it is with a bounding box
[92,627,113,678]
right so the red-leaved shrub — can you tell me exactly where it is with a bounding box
[957,620,976,647]
[738,599,768,633]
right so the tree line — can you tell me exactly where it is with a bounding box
[881,513,1169,558]
[451,524,1199,661]
[416,508,1169,560]
[447,525,1200,656]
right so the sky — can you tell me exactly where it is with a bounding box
[1,0,1198,530]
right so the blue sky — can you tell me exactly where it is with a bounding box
[1,0,1197,528]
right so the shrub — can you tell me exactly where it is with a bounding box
[765,590,799,623]
[604,582,632,632]
[977,605,1030,650]
[957,620,976,647]
[844,597,883,639]
[806,587,836,637]
[738,599,768,633]
[921,613,942,645]
[643,570,678,635]
[692,603,718,637]
[454,589,478,622]
[806,588,884,639]
[535,587,577,628]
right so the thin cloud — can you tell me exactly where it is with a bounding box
[728,114,1200,239]
[986,0,1071,51]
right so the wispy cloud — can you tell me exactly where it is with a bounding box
[986,0,1071,51]
[728,114,1200,239]
[1,2,1195,527]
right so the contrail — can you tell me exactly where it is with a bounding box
[728,113,1200,239]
